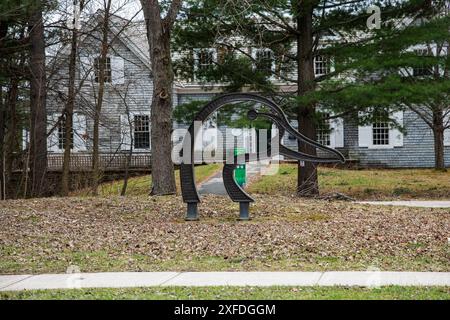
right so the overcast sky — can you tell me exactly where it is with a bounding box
[51,0,144,25]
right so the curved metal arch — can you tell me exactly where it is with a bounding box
[180,93,287,205]
[179,93,346,220]
[256,111,345,163]
[220,110,346,207]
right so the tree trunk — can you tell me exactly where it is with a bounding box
[0,84,4,200]
[120,148,132,196]
[148,33,177,195]
[432,110,445,170]
[121,111,134,196]
[5,78,19,188]
[29,1,48,197]
[91,0,112,195]
[296,2,319,197]
[61,13,81,196]
[141,1,177,195]
[120,149,132,197]
[0,21,6,200]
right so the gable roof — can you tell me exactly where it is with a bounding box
[53,11,151,71]
[108,14,151,69]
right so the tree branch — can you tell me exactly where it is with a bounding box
[163,0,182,29]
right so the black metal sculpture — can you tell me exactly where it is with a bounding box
[179,93,345,220]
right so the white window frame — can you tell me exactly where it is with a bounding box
[371,111,390,147]
[252,48,275,78]
[412,48,432,77]
[47,113,87,153]
[358,110,403,149]
[81,55,124,85]
[317,113,331,146]
[94,56,112,83]
[316,109,344,148]
[120,112,151,152]
[399,44,438,78]
[57,116,73,151]
[314,55,331,77]
[194,48,217,74]
[133,114,151,151]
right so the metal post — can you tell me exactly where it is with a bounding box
[238,202,250,221]
[185,202,199,221]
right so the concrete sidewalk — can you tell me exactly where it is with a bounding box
[1,272,449,291]
[358,200,450,208]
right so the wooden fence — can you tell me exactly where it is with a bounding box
[46,153,151,171]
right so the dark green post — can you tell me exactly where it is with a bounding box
[234,147,246,187]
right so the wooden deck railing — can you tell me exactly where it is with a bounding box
[45,153,151,171]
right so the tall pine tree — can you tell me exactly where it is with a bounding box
[315,1,450,169]
[173,0,426,195]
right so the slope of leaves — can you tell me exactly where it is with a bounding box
[0,194,448,274]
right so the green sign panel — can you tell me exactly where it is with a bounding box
[234,147,246,187]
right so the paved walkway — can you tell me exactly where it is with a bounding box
[358,201,450,208]
[198,170,228,195]
[198,161,269,195]
[1,272,449,291]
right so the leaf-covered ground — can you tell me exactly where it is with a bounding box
[249,165,450,200]
[0,195,449,274]
[72,164,222,197]
[2,286,449,300]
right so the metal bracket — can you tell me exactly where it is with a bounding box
[238,202,251,221]
[185,202,199,221]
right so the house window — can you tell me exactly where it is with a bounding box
[255,49,273,74]
[413,49,432,77]
[134,115,150,149]
[197,49,215,71]
[314,55,330,76]
[372,111,390,145]
[217,46,230,64]
[94,56,112,83]
[317,113,331,146]
[58,117,73,150]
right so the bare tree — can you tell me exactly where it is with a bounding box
[90,0,113,195]
[61,0,86,196]
[119,86,134,196]
[0,12,5,200]
[5,75,19,188]
[43,0,143,196]
[29,0,48,197]
[140,0,181,195]
[0,84,4,200]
